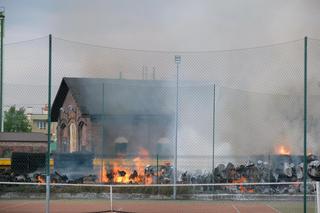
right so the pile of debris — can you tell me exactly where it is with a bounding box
[179,155,316,194]
[101,163,174,184]
[0,169,98,184]
[0,164,173,185]
[1,153,319,195]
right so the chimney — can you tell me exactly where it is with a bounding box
[42,104,48,115]
[26,107,33,120]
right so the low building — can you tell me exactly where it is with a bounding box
[30,114,49,132]
[51,77,176,157]
[27,105,57,152]
[0,132,47,158]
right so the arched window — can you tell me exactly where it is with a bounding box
[59,123,68,153]
[78,122,84,152]
[69,123,77,153]
[77,121,88,151]
[114,137,128,155]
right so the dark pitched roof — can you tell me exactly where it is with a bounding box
[51,78,177,121]
[0,132,47,143]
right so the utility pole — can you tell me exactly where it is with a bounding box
[0,9,5,132]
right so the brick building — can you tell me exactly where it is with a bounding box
[51,77,175,157]
[0,132,47,157]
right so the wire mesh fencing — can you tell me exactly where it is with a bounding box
[1,36,320,212]
[307,38,320,213]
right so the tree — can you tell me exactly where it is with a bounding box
[4,106,32,132]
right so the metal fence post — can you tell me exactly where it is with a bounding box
[303,36,308,213]
[0,10,4,132]
[110,185,113,212]
[45,34,52,213]
[156,154,159,184]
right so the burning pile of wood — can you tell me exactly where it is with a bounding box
[0,149,175,185]
[100,161,173,184]
[99,148,174,185]
[0,169,98,184]
[179,155,316,194]
[0,168,46,183]
[1,146,318,195]
[0,163,173,185]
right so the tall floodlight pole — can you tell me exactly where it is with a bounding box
[303,36,308,213]
[212,84,216,182]
[174,55,181,200]
[0,9,4,132]
[46,34,52,213]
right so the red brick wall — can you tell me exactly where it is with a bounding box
[57,91,92,153]
[0,142,47,157]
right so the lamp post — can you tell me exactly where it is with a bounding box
[174,55,181,199]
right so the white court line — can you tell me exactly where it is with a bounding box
[232,204,241,213]
[265,204,281,213]
[0,201,29,210]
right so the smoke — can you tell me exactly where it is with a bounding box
[176,40,320,165]
[3,1,320,173]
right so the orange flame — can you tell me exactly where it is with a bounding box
[36,175,45,183]
[100,147,153,184]
[101,161,108,183]
[276,145,291,155]
[232,177,254,193]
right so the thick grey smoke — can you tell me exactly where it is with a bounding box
[177,40,320,170]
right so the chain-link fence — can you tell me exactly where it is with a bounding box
[1,36,320,212]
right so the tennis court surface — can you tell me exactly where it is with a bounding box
[0,199,315,213]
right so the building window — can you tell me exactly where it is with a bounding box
[114,137,128,155]
[37,121,46,129]
[69,123,77,153]
[157,137,171,156]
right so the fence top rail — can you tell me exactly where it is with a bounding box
[4,35,304,53]
[0,181,314,188]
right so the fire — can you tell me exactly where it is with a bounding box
[112,160,131,183]
[232,177,254,193]
[101,160,108,183]
[36,175,45,183]
[100,147,153,184]
[276,145,291,155]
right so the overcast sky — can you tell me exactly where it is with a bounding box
[1,0,320,51]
